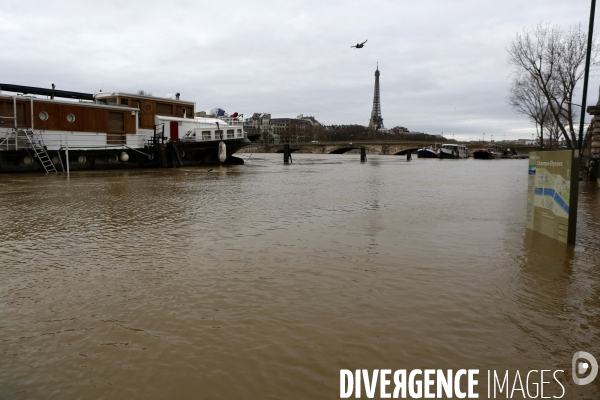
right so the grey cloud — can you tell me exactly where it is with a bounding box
[1,0,598,140]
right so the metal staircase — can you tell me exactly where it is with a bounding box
[22,128,57,173]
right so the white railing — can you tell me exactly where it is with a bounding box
[1,126,248,151]
[180,131,247,142]
[217,117,244,127]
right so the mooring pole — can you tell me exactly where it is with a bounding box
[65,135,70,175]
[360,147,367,162]
[284,144,290,163]
[407,150,412,161]
[578,0,596,151]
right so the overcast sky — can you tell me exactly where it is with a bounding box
[1,0,599,140]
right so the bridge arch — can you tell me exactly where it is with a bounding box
[329,147,358,154]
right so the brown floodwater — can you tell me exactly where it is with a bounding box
[0,154,599,399]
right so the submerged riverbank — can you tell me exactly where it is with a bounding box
[1,154,598,399]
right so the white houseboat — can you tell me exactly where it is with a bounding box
[438,144,469,159]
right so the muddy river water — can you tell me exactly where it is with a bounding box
[1,154,599,399]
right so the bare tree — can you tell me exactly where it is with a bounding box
[508,73,550,147]
[507,23,599,148]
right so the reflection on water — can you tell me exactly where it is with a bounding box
[0,154,598,399]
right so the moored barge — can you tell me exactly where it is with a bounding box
[0,84,253,173]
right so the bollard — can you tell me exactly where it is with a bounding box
[284,144,290,163]
[407,151,412,161]
[360,147,367,162]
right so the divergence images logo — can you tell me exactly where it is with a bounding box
[572,351,598,386]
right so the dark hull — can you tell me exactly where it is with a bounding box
[473,150,494,159]
[417,149,438,158]
[0,138,252,173]
[438,149,458,159]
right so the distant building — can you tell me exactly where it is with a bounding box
[296,114,321,126]
[244,113,272,142]
[271,117,312,143]
[244,113,321,143]
[391,126,409,134]
[516,138,539,145]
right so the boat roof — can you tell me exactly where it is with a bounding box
[95,92,194,105]
[0,92,139,111]
[0,83,94,101]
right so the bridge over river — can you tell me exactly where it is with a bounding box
[240,141,539,156]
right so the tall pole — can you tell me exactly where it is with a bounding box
[579,0,596,151]
[65,135,69,176]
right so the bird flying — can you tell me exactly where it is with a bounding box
[351,40,368,49]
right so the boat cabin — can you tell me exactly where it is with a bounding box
[0,85,196,146]
[1,85,195,131]
[95,92,195,130]
[440,144,469,158]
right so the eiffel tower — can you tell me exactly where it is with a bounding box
[368,63,384,130]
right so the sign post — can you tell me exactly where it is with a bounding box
[526,150,579,244]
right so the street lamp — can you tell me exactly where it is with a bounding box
[577,0,596,151]
[483,133,485,145]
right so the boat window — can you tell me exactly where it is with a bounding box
[156,102,173,116]
[202,131,211,140]
[97,97,117,105]
[215,130,223,139]
[227,129,234,138]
